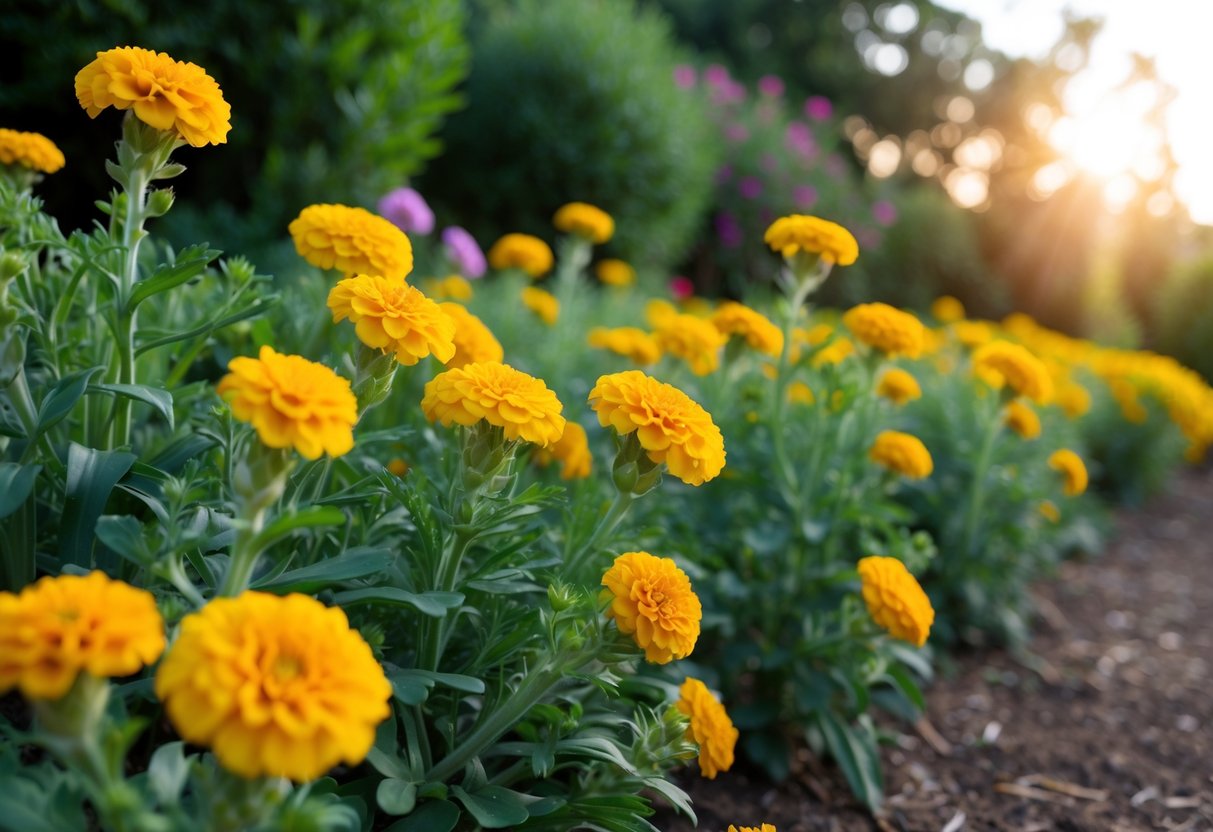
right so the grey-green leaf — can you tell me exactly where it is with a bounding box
[0,463,39,519]
[61,443,137,568]
[88,383,174,430]
[450,785,529,829]
[376,779,417,816]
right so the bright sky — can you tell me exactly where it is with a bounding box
[935,0,1213,224]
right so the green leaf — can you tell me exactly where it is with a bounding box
[87,383,174,430]
[127,245,220,309]
[817,711,884,809]
[643,777,696,826]
[60,443,137,568]
[450,785,529,829]
[245,505,347,555]
[332,588,463,617]
[382,799,459,832]
[883,664,926,713]
[36,367,104,434]
[254,548,393,593]
[0,464,39,520]
[147,742,189,806]
[388,669,486,706]
[93,515,147,567]
[376,779,417,816]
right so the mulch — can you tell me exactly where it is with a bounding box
[661,467,1213,831]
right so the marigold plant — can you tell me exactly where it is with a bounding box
[328,275,456,366]
[869,430,933,479]
[0,129,66,174]
[728,825,777,832]
[676,677,738,779]
[1049,448,1089,496]
[1004,400,1042,440]
[601,552,702,663]
[857,556,935,647]
[930,295,965,323]
[712,301,784,357]
[589,370,726,486]
[842,302,925,358]
[422,361,566,446]
[521,285,560,325]
[653,312,727,376]
[587,326,661,365]
[422,274,474,302]
[487,232,554,277]
[763,213,859,265]
[595,258,636,286]
[155,592,392,782]
[0,572,164,701]
[75,46,231,146]
[972,341,1053,404]
[553,201,614,244]
[876,368,922,405]
[439,302,504,368]
[534,420,593,480]
[217,346,358,460]
[289,203,414,279]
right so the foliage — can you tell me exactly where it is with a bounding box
[1154,254,1213,384]
[420,0,719,270]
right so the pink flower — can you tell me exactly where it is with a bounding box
[441,226,487,278]
[715,212,743,249]
[669,275,695,300]
[785,121,818,159]
[793,185,819,209]
[758,75,785,97]
[674,65,696,89]
[872,200,898,226]
[805,95,834,121]
[377,187,434,235]
[738,176,763,200]
[704,64,730,87]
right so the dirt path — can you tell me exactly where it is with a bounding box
[663,468,1213,831]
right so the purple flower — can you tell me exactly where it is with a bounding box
[715,212,743,249]
[378,187,434,235]
[674,65,696,89]
[758,75,785,98]
[805,95,834,122]
[441,226,487,279]
[738,176,764,200]
[793,185,819,209]
[872,200,898,226]
[785,121,818,159]
[725,123,750,143]
[704,64,730,87]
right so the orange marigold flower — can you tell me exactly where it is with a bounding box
[595,258,636,286]
[155,592,391,782]
[217,347,357,460]
[522,286,560,326]
[0,572,164,701]
[876,368,922,405]
[439,302,504,369]
[711,301,784,357]
[930,295,965,323]
[0,129,65,174]
[488,233,554,278]
[1004,400,1041,440]
[645,298,680,328]
[75,46,231,147]
[857,556,934,647]
[728,826,777,832]
[533,420,593,480]
[289,204,414,279]
[1055,381,1092,419]
[587,326,662,366]
[553,202,614,244]
[676,677,738,779]
[422,274,474,302]
[972,341,1053,404]
[654,312,727,376]
[422,361,566,447]
[869,430,933,479]
[601,552,701,663]
[1048,448,1088,496]
[589,370,726,486]
[764,214,859,265]
[842,302,925,358]
[328,275,455,366]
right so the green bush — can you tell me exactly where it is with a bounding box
[1,0,468,250]
[421,0,719,269]
[1155,254,1213,383]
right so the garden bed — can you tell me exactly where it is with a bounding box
[664,466,1213,831]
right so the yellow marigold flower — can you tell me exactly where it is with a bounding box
[1004,400,1041,440]
[439,303,505,369]
[154,592,391,782]
[422,361,565,447]
[328,275,455,366]
[1056,381,1092,419]
[601,552,701,664]
[595,258,635,286]
[869,430,933,479]
[876,368,922,405]
[1039,500,1060,523]
[811,336,855,367]
[711,301,784,357]
[972,341,1053,404]
[521,286,560,326]
[387,458,409,477]
[534,420,593,480]
[0,129,65,174]
[75,46,231,147]
[1108,377,1148,424]
[654,313,727,376]
[588,326,661,366]
[951,320,995,348]
[645,298,680,328]
[422,274,474,302]
[788,381,815,405]
[857,556,934,647]
[289,204,414,279]
[589,370,726,485]
[842,302,925,358]
[763,214,859,265]
[930,295,965,323]
[676,677,738,779]
[217,346,357,460]
[0,572,164,701]
[728,825,777,832]
[553,202,614,244]
[488,233,554,278]
[1048,448,1088,496]
[802,323,834,346]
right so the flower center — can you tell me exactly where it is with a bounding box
[272,654,303,682]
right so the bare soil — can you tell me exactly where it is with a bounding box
[662,468,1213,831]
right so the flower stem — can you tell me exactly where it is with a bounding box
[566,488,634,577]
[110,162,149,450]
[961,402,1004,560]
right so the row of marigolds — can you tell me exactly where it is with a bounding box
[3,44,1211,831]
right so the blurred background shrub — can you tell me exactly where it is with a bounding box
[2,0,468,252]
[1155,255,1213,383]
[420,0,720,270]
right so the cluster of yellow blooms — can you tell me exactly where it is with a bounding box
[0,128,66,174]
[869,430,934,480]
[588,326,662,366]
[654,312,728,376]
[728,826,777,832]
[712,301,784,357]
